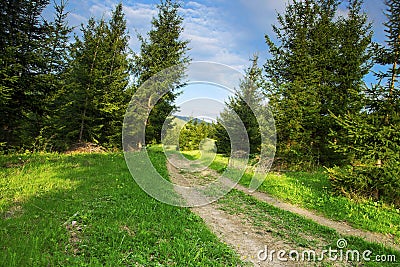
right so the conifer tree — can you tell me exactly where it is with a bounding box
[0,0,50,149]
[179,120,212,151]
[330,0,399,164]
[37,0,73,150]
[134,0,189,145]
[99,3,132,147]
[328,0,400,205]
[264,0,373,167]
[59,3,131,149]
[369,0,400,120]
[215,55,263,155]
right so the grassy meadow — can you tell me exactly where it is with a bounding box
[0,149,242,266]
[1,146,399,266]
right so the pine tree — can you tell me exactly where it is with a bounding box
[369,0,400,121]
[37,0,73,151]
[134,0,189,145]
[44,0,72,77]
[0,0,50,149]
[331,0,399,163]
[215,55,264,156]
[327,0,400,206]
[318,0,373,163]
[61,17,108,146]
[264,0,373,167]
[59,3,131,149]
[265,0,325,166]
[98,3,132,148]
[178,119,212,151]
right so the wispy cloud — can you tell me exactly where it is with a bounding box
[45,0,385,72]
[123,3,157,51]
[69,12,88,27]
[181,1,248,70]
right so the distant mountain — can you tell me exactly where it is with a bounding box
[174,115,210,124]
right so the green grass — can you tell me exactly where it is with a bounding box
[0,149,242,266]
[184,151,400,243]
[217,189,400,266]
[242,171,400,241]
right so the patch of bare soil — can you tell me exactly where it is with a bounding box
[65,142,106,154]
[3,205,23,219]
[65,220,85,256]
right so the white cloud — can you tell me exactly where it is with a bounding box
[123,3,157,52]
[180,1,248,70]
[89,3,112,18]
[68,12,88,28]
[61,0,254,70]
[239,0,287,24]
[336,6,350,20]
[123,3,157,33]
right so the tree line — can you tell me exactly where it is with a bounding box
[190,0,399,205]
[0,0,399,203]
[0,0,187,151]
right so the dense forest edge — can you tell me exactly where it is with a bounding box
[1,0,399,209]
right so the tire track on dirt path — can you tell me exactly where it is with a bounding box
[233,183,400,252]
[167,162,291,266]
[166,154,399,253]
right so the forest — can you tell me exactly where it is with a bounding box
[1,0,399,218]
[1,0,400,265]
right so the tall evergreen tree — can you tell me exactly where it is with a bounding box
[44,0,72,78]
[134,0,190,145]
[62,17,108,146]
[37,0,73,151]
[264,0,373,167]
[369,0,400,120]
[331,0,399,163]
[179,119,212,151]
[99,3,132,147]
[59,3,131,149]
[214,55,263,155]
[0,0,50,149]
[327,0,400,205]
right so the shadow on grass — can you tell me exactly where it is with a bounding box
[0,151,242,266]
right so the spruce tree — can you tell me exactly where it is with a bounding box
[38,0,73,151]
[61,17,108,146]
[59,3,131,149]
[369,0,400,120]
[0,0,50,149]
[265,0,326,166]
[264,0,373,167]
[178,120,212,151]
[328,0,400,205]
[215,55,264,155]
[98,3,132,148]
[134,0,189,145]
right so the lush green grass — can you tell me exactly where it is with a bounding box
[241,171,400,241]
[218,189,400,266]
[183,151,400,242]
[0,149,242,266]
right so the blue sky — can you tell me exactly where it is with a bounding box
[44,0,388,118]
